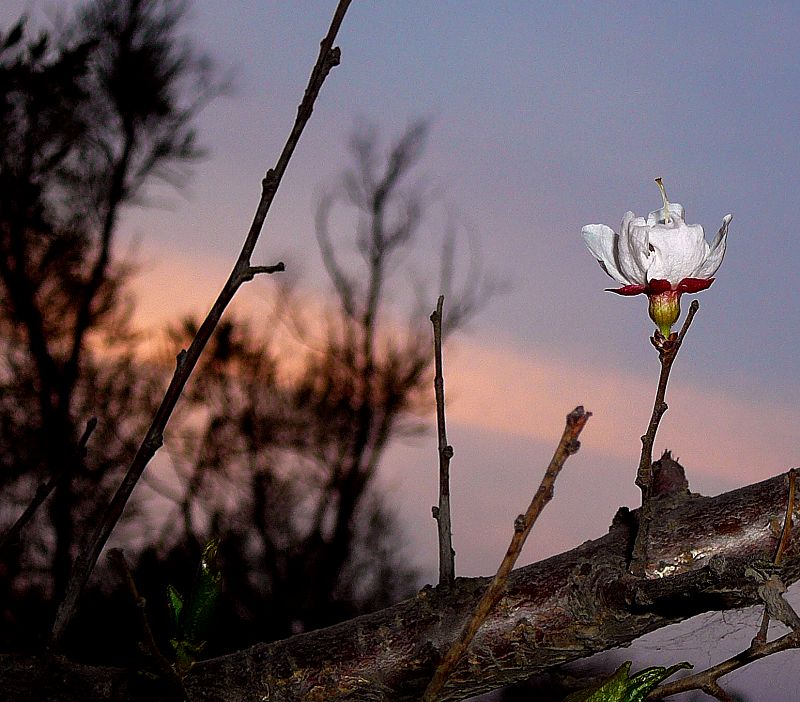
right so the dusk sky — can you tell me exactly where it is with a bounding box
[4,1,800,697]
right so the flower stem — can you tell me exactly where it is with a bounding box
[630,300,699,575]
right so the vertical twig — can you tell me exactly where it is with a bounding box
[752,467,798,645]
[49,0,353,647]
[773,467,797,567]
[430,295,455,586]
[422,406,591,702]
[0,417,97,555]
[631,300,699,575]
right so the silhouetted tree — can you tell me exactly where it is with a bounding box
[144,121,492,649]
[0,0,218,651]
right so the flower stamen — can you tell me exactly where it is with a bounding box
[655,177,671,224]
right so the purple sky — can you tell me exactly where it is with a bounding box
[4,2,800,696]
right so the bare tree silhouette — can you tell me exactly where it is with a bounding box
[0,0,219,649]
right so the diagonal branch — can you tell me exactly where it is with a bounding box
[0,416,97,555]
[649,630,800,701]
[49,0,353,647]
[422,406,591,701]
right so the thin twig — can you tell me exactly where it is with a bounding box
[422,406,591,702]
[430,295,455,586]
[0,417,97,555]
[753,467,797,645]
[107,549,189,701]
[49,0,353,646]
[648,630,800,700]
[630,300,699,575]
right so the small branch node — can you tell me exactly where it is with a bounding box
[513,515,526,532]
[566,405,590,425]
[143,432,164,455]
[243,262,286,281]
[327,46,342,66]
[262,168,278,193]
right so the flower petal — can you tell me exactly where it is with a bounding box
[693,214,731,278]
[646,218,709,285]
[582,224,629,284]
[616,212,650,285]
[647,202,685,225]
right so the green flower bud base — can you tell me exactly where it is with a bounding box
[648,289,681,338]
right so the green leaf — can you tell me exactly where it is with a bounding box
[166,583,183,630]
[562,661,692,702]
[165,539,223,676]
[624,662,692,702]
[179,538,222,645]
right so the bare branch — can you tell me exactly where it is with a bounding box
[631,300,699,575]
[649,630,800,700]
[49,0,353,647]
[430,295,455,586]
[422,406,591,702]
[0,416,97,555]
[315,192,357,318]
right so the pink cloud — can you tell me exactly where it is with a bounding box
[445,340,797,488]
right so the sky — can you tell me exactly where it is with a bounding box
[3,1,800,698]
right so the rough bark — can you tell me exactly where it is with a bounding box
[4,458,798,702]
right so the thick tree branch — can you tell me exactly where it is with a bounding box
[9,459,800,701]
[49,0,353,647]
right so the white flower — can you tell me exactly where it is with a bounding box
[582,204,731,295]
[581,180,732,336]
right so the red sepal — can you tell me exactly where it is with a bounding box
[677,277,714,293]
[607,284,647,296]
[606,277,714,297]
[645,278,673,294]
